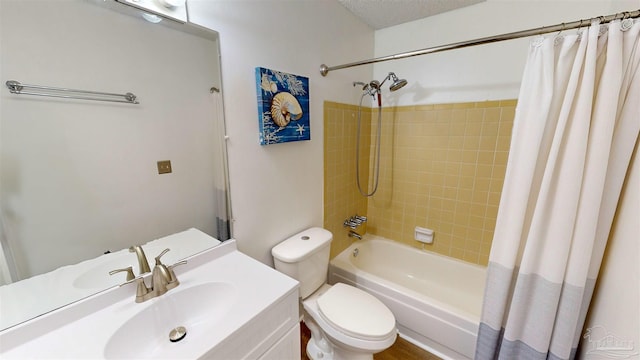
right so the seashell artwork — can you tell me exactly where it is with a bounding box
[260,74,277,94]
[255,67,310,145]
[270,92,302,127]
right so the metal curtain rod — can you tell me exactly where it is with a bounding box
[5,80,139,104]
[320,9,640,76]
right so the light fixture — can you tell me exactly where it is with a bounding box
[120,0,187,24]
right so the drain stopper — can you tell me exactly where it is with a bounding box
[169,326,187,342]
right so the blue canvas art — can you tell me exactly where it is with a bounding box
[255,67,310,145]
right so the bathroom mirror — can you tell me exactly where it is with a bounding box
[0,0,230,329]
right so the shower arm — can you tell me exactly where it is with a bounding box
[378,73,393,88]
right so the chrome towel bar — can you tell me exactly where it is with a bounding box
[5,80,139,104]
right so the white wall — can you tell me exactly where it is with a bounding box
[374,0,639,106]
[188,0,375,264]
[0,0,222,278]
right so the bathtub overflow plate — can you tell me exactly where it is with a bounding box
[353,248,359,257]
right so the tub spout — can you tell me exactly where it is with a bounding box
[348,231,362,240]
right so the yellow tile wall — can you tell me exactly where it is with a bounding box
[324,100,516,266]
[323,101,372,259]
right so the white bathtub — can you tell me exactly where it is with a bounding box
[329,235,486,360]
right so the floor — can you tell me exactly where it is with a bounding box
[300,322,441,360]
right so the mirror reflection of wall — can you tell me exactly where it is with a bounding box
[0,0,227,289]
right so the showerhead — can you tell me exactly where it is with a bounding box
[378,72,407,92]
[388,73,408,92]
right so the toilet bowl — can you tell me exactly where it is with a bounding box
[271,227,397,360]
[303,283,397,360]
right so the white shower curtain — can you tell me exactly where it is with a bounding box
[476,18,640,360]
[211,90,231,241]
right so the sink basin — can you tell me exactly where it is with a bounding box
[103,282,236,359]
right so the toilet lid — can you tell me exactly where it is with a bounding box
[317,283,396,341]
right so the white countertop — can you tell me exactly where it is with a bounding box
[0,239,299,358]
[0,228,221,330]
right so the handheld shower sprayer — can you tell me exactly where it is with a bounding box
[353,81,368,91]
[368,80,382,106]
[354,72,407,107]
[352,71,408,197]
[354,81,378,104]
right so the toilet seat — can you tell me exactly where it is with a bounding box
[317,283,396,341]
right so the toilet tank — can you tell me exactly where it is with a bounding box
[271,227,332,299]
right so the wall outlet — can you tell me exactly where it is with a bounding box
[157,160,172,174]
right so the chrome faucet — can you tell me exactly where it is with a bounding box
[128,248,187,303]
[344,215,367,240]
[129,245,151,275]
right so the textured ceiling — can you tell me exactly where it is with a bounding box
[338,0,486,30]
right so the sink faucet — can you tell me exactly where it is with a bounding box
[128,248,187,303]
[129,245,151,275]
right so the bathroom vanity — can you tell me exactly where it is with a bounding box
[0,239,300,359]
[0,228,221,329]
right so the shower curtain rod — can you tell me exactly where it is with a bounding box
[319,9,640,76]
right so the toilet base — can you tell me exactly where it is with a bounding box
[306,336,334,360]
[305,316,334,360]
[305,335,375,360]
[304,316,376,360]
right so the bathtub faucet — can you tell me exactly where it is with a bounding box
[343,215,367,230]
[353,215,367,224]
[348,231,362,240]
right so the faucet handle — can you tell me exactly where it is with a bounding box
[166,260,187,290]
[133,276,153,303]
[168,260,187,279]
[154,248,171,265]
[354,215,367,223]
[121,275,153,303]
[343,219,358,229]
[109,266,135,281]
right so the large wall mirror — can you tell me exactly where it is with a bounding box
[0,0,230,330]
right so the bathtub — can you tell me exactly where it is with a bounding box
[329,235,486,360]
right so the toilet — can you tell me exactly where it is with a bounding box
[272,227,397,360]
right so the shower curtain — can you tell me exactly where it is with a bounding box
[475,19,639,360]
[0,215,18,285]
[211,90,231,241]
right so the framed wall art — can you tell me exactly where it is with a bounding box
[255,67,310,145]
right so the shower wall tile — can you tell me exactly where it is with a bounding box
[323,102,371,259]
[323,99,515,266]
